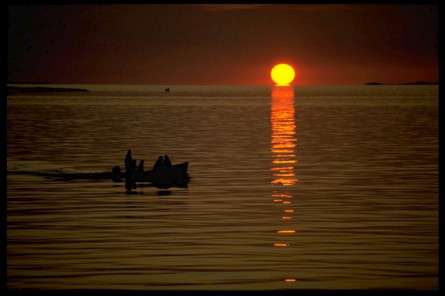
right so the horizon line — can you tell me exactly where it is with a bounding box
[7,81,438,87]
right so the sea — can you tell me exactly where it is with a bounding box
[7,84,438,290]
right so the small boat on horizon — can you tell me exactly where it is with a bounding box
[9,154,191,191]
[115,152,190,191]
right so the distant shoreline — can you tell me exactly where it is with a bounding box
[365,81,438,86]
[7,86,89,95]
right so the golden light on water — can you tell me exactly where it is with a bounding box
[272,193,291,198]
[272,159,296,165]
[272,179,294,186]
[271,166,293,172]
[274,173,295,177]
[271,149,294,154]
[273,242,289,247]
[277,229,296,234]
[270,86,297,187]
[271,64,296,86]
[270,83,298,285]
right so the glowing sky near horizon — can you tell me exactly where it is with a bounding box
[8,4,438,85]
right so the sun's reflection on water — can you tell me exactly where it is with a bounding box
[273,242,289,248]
[270,85,297,284]
[271,86,297,187]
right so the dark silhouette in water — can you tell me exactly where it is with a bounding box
[124,153,189,191]
[131,159,137,189]
[157,190,172,196]
[165,87,170,92]
[8,152,190,191]
[125,159,137,193]
[150,155,189,189]
[153,156,164,171]
[125,168,133,193]
[111,166,121,182]
[125,149,132,172]
[7,86,89,95]
[136,160,144,179]
[164,155,172,167]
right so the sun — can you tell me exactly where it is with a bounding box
[271,64,295,86]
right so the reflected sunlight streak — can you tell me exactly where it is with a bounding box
[277,230,296,234]
[271,86,297,187]
[273,243,290,247]
[270,85,298,285]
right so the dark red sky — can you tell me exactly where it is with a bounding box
[8,4,438,85]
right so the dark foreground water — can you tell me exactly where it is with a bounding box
[7,85,438,290]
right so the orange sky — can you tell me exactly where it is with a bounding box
[8,4,438,85]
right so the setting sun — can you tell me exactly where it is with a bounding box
[271,64,296,86]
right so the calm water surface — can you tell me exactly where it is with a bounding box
[7,85,438,290]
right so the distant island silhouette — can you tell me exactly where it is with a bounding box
[365,81,438,86]
[7,86,89,95]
